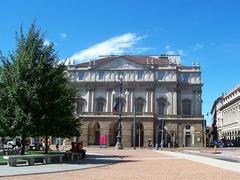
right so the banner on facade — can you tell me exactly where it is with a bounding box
[100,134,107,147]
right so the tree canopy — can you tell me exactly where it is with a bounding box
[0,22,80,154]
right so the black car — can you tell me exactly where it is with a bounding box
[224,140,234,147]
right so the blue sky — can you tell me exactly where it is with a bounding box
[1,0,240,124]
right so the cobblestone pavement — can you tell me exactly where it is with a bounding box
[2,147,240,180]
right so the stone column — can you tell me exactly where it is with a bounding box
[172,89,177,115]
[125,92,129,112]
[106,90,110,112]
[150,90,154,113]
[111,90,114,112]
[130,90,134,112]
[145,91,149,112]
[91,90,95,112]
[87,90,91,112]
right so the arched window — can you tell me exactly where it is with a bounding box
[136,97,145,113]
[182,99,191,115]
[158,97,167,115]
[76,98,86,114]
[96,97,106,112]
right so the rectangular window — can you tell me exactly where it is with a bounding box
[99,71,104,80]
[158,71,165,80]
[137,71,144,80]
[78,72,85,80]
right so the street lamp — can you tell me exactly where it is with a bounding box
[203,112,209,148]
[133,96,136,150]
[112,72,129,150]
[160,119,165,150]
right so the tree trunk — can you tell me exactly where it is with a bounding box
[21,134,26,155]
[44,135,48,154]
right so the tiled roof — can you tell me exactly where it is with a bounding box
[75,55,170,68]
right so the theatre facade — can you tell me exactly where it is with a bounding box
[68,55,204,147]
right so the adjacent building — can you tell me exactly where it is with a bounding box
[68,55,204,147]
[211,85,240,140]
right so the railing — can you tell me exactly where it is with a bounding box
[78,112,154,116]
[78,112,203,118]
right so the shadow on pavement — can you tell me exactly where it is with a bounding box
[63,153,134,165]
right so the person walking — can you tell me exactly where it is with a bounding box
[56,138,60,151]
[62,138,66,151]
[41,138,45,151]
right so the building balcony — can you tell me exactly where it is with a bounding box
[77,112,203,120]
[77,111,154,117]
[157,114,204,120]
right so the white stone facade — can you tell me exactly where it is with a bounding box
[68,55,204,147]
[212,85,240,140]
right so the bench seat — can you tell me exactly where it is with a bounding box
[3,154,64,167]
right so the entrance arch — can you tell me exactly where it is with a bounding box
[132,122,144,147]
[88,121,100,145]
[184,125,194,147]
[109,122,118,146]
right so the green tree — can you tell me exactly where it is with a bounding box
[0,22,80,154]
[33,58,81,153]
[0,57,16,141]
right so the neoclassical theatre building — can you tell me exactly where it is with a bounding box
[68,55,204,147]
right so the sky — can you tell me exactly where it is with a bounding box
[0,0,240,125]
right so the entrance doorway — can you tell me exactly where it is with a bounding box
[88,121,100,145]
[185,133,191,147]
[132,122,144,147]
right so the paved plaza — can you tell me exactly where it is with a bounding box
[1,147,240,180]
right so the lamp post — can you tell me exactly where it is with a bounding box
[133,96,136,150]
[203,113,209,148]
[113,72,129,150]
[160,119,165,150]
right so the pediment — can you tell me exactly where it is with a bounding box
[96,58,145,70]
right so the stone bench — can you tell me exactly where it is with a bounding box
[64,152,83,161]
[3,154,64,167]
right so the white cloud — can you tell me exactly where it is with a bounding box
[165,49,185,56]
[193,43,204,51]
[67,33,148,64]
[177,49,184,55]
[166,50,175,55]
[165,45,171,50]
[59,33,67,39]
[43,39,50,46]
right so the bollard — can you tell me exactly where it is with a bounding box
[155,143,159,150]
